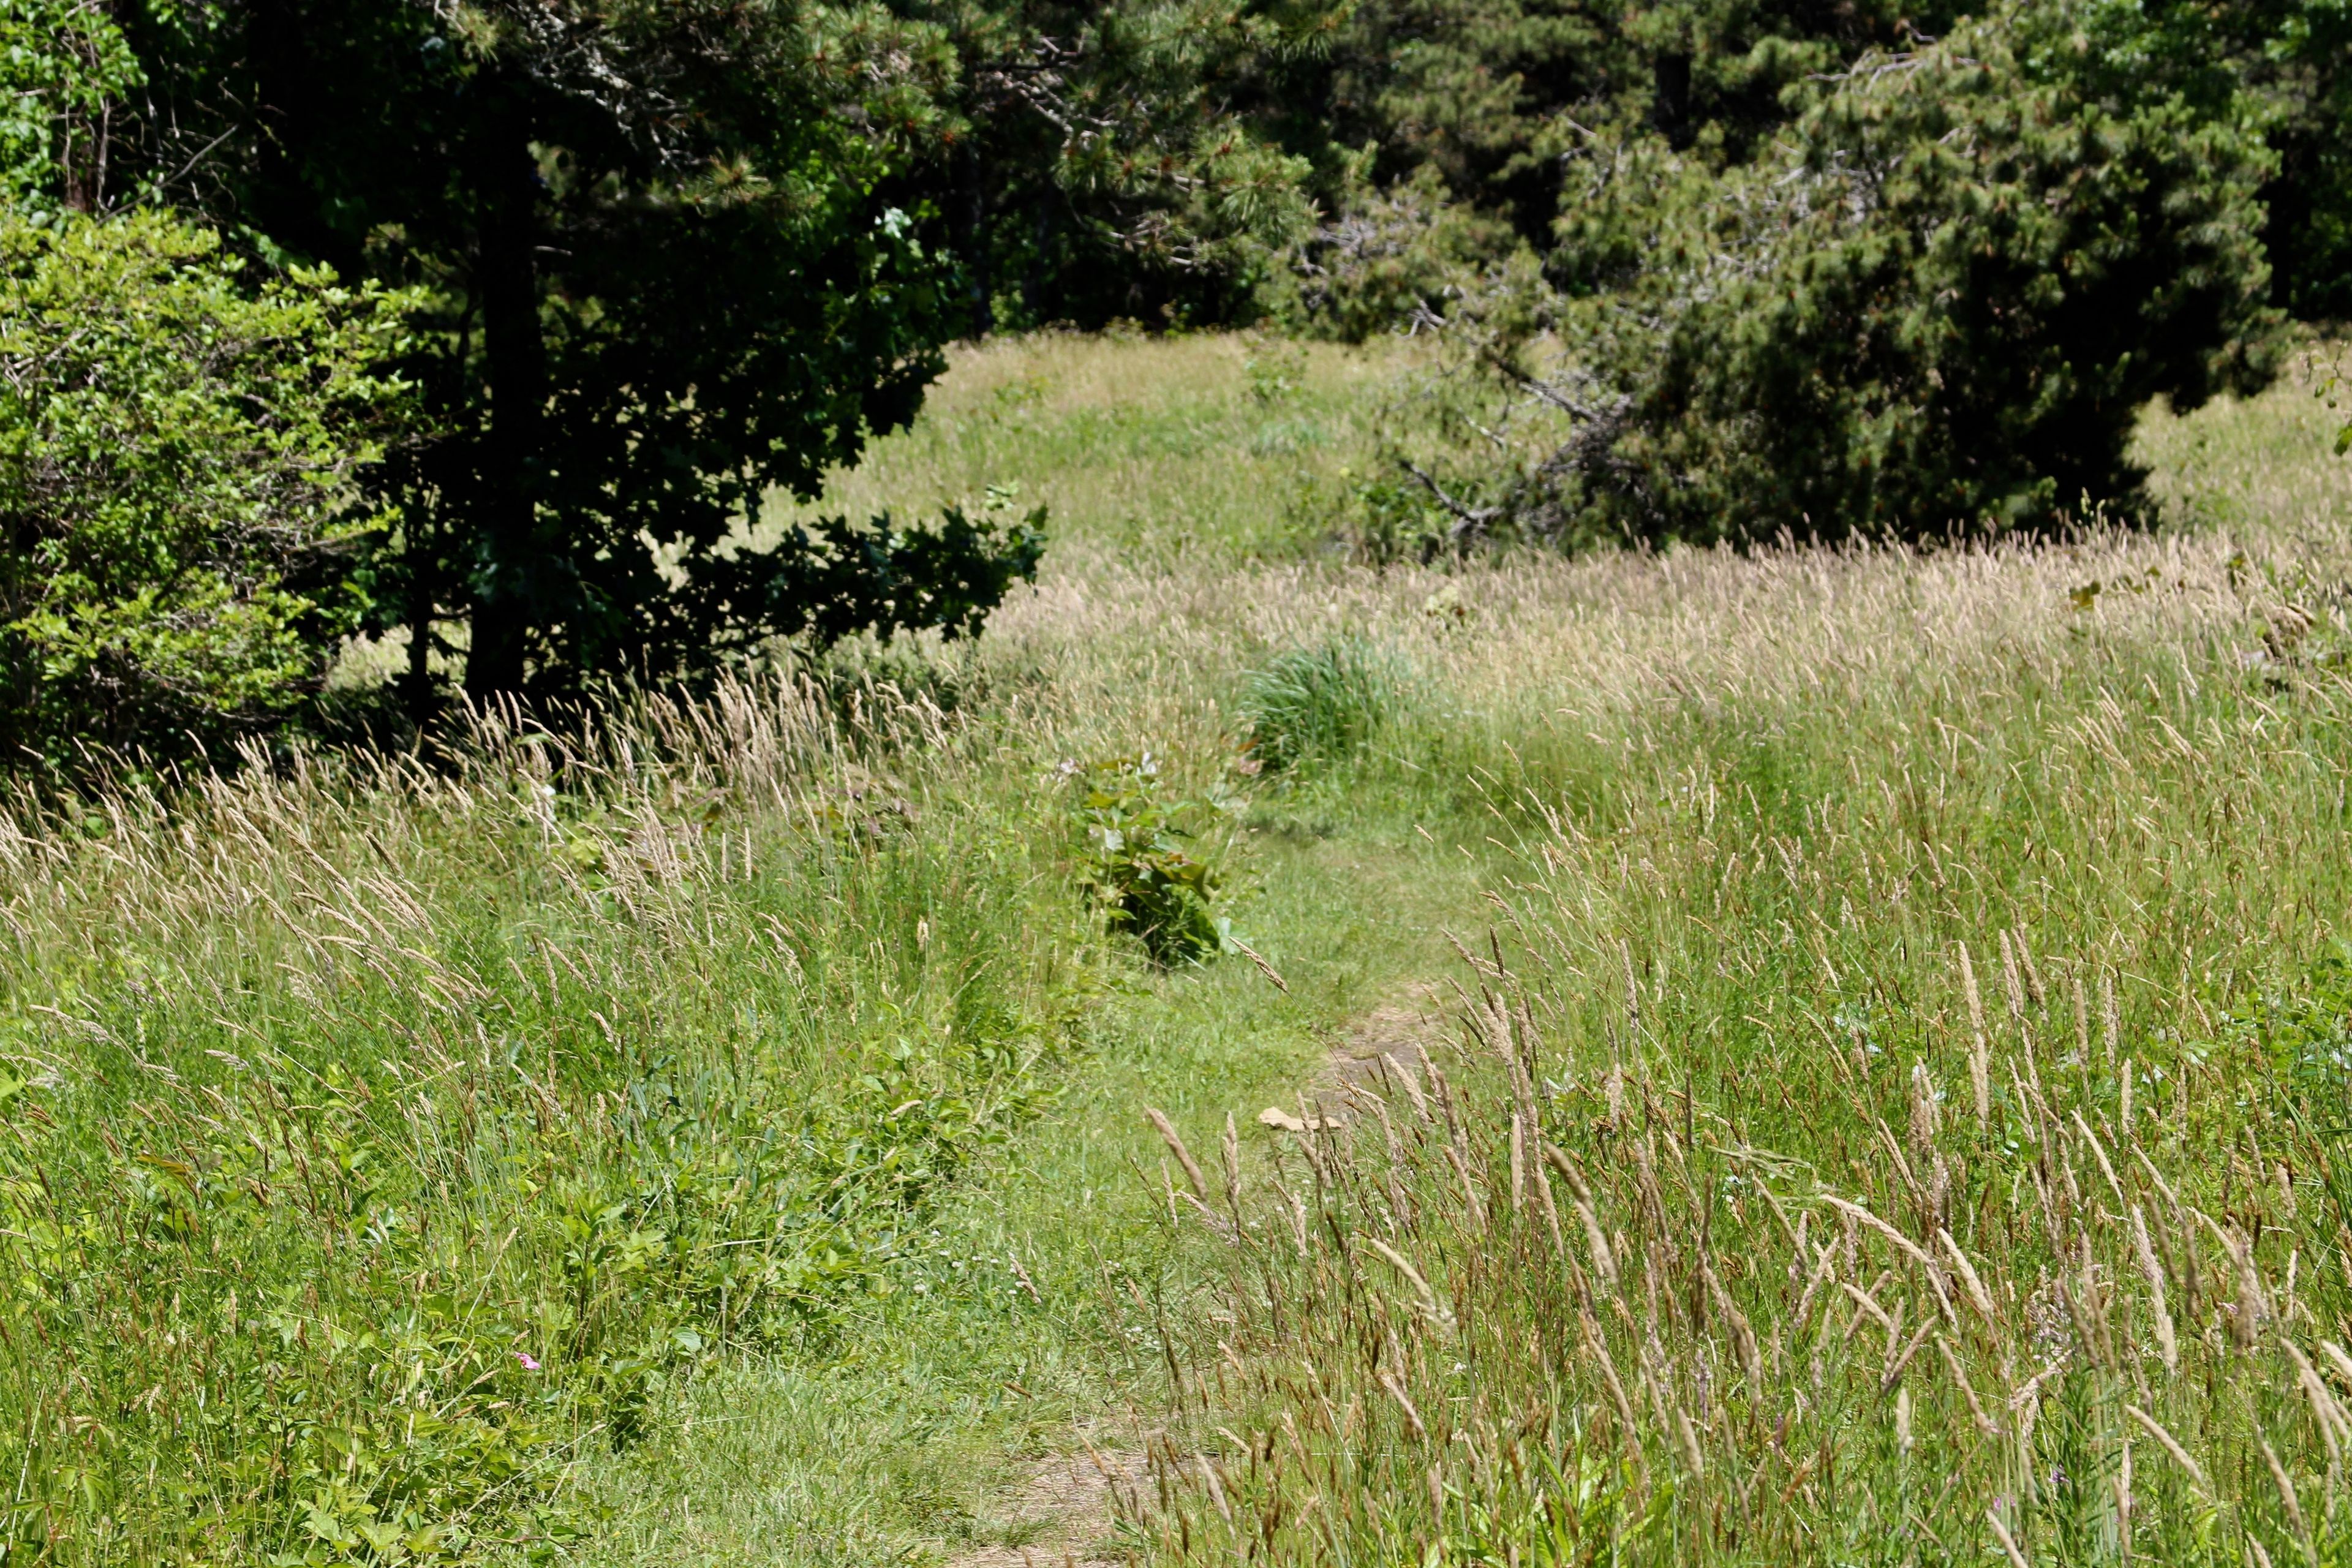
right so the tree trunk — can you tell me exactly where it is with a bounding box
[466,102,546,701]
[958,141,993,337]
[1653,52,1692,149]
[402,509,437,726]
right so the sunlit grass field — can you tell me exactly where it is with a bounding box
[6,330,2352,1566]
[760,331,1408,568]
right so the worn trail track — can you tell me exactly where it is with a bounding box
[945,985,1449,1566]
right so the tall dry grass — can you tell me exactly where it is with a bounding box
[0,678,1101,1561]
[1126,513,2352,1563]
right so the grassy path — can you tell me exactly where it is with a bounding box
[571,807,1498,1564]
[523,337,2352,1563]
[554,331,1450,1564]
[562,334,2352,1564]
[8,329,2349,1561]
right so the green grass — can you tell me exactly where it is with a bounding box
[569,816,1490,1564]
[0,691,1101,1561]
[7,330,2352,1567]
[758,331,1408,568]
[1159,631,2352,1558]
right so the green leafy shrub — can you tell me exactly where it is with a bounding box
[1238,638,1409,773]
[714,485,1048,658]
[1072,755,1234,965]
[0,0,139,209]
[0,209,413,761]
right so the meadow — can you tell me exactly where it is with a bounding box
[6,329,2352,1567]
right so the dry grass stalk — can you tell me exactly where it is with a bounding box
[2130,1206,2180,1374]
[1959,943,1991,1126]
[1147,1107,1211,1201]
[2126,1404,2208,1494]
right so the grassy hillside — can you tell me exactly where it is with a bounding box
[6,332,2352,1566]
[760,331,1408,568]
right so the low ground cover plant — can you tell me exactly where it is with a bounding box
[1072,754,1237,966]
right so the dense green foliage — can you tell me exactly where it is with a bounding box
[2066,0,2352,321]
[871,0,2346,344]
[885,0,1946,328]
[832,0,2326,545]
[1388,13,2282,546]
[0,0,140,211]
[0,4,417,760]
[111,0,1041,703]
[0,211,410,760]
[879,0,1323,330]
[861,0,2352,549]
[0,0,1052,723]
[0,0,2337,731]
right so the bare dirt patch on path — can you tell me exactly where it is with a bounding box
[946,1446,1148,1568]
[1259,981,1447,1126]
[951,986,1449,1567]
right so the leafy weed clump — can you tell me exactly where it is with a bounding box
[1071,755,1235,966]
